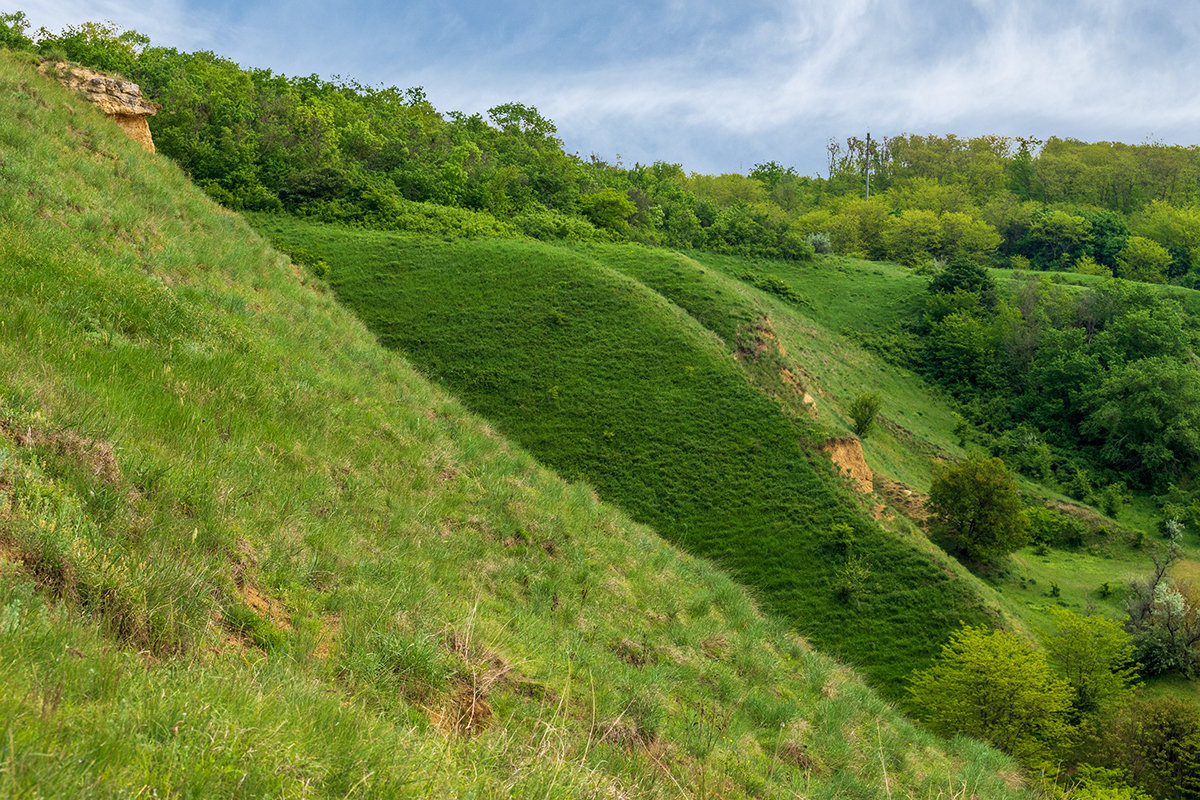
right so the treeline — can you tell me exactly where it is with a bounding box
[9,13,1200,282]
[902,257,1200,494]
[1,15,811,260]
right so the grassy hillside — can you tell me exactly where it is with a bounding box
[576,245,969,492]
[0,51,1036,798]
[255,217,1000,694]
[683,251,1200,699]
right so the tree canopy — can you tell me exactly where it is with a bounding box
[907,625,1076,765]
[928,457,1028,565]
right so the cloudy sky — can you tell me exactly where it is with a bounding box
[18,0,1200,176]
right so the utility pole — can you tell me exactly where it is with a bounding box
[865,132,871,200]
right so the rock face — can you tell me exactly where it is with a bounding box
[819,436,874,494]
[44,62,158,152]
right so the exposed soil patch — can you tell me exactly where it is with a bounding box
[734,316,815,414]
[734,317,781,361]
[601,718,657,750]
[876,477,928,524]
[0,536,24,564]
[0,419,121,486]
[819,437,873,495]
[242,583,292,631]
[779,740,816,772]
[312,613,342,660]
[430,683,494,736]
[610,638,655,668]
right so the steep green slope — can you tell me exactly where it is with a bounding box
[572,244,969,492]
[682,251,1200,694]
[0,52,1034,799]
[257,218,996,694]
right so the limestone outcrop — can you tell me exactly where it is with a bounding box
[43,62,159,152]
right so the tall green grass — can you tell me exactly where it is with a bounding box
[0,51,1034,798]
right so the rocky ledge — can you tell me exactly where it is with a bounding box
[42,62,159,153]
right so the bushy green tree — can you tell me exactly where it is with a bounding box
[928,256,998,308]
[929,457,1028,565]
[36,20,149,75]
[1131,200,1200,280]
[0,10,32,50]
[1115,236,1172,283]
[883,208,942,265]
[1092,696,1200,800]
[1018,208,1093,270]
[922,309,997,389]
[579,188,636,232]
[1081,357,1200,486]
[1042,608,1139,719]
[937,210,1002,263]
[907,624,1076,764]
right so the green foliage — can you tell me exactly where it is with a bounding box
[804,231,832,254]
[883,208,942,265]
[922,308,997,388]
[1125,551,1200,678]
[1131,200,1200,281]
[739,270,804,303]
[833,554,871,603]
[1074,254,1111,276]
[929,457,1029,565]
[579,187,636,231]
[1025,506,1085,550]
[994,426,1054,481]
[824,522,857,553]
[907,625,1076,765]
[0,10,32,50]
[848,391,883,438]
[1081,356,1200,487]
[1067,766,1154,800]
[1090,696,1200,800]
[1116,236,1172,283]
[1018,208,1094,270]
[513,207,601,241]
[22,16,1200,291]
[35,20,149,75]
[1099,481,1130,518]
[1041,609,1138,718]
[928,256,998,307]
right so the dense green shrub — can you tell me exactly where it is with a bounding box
[907,625,1075,766]
[848,391,883,439]
[929,457,1028,566]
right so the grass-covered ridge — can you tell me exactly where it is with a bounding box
[0,50,1036,798]
[257,216,998,694]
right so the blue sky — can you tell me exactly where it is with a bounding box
[19,0,1200,176]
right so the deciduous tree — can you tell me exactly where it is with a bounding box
[908,625,1075,765]
[928,457,1028,565]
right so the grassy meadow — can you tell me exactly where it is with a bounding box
[253,217,1001,695]
[0,50,1042,799]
